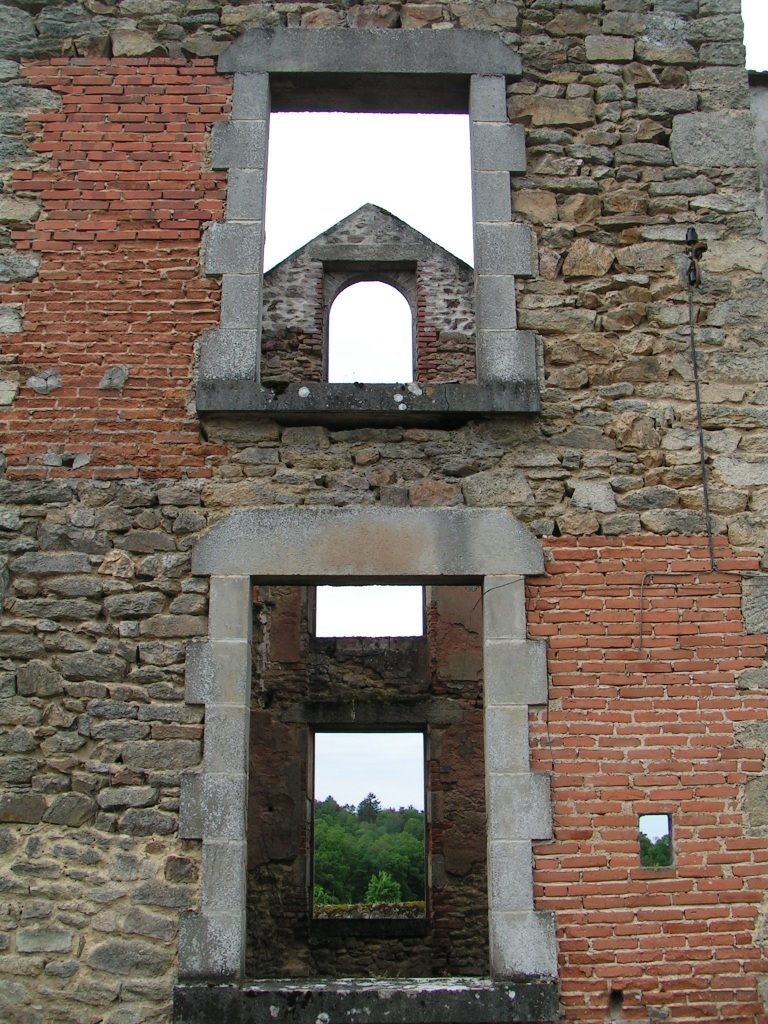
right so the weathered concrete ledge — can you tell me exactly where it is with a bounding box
[173,978,559,1024]
[196,381,540,424]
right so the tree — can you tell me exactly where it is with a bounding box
[639,832,672,867]
[356,792,381,823]
[365,870,401,903]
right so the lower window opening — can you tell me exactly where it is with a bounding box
[312,731,426,920]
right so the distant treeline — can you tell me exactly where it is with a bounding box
[313,793,425,905]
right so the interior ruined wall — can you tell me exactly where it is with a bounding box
[1,2,768,1024]
[245,584,487,979]
[260,206,476,386]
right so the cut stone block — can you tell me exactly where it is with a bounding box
[472,122,527,173]
[469,74,508,122]
[477,330,537,384]
[179,910,245,980]
[226,169,266,221]
[475,222,537,278]
[476,275,518,331]
[487,772,552,841]
[198,329,260,384]
[211,120,267,170]
[484,639,548,706]
[483,575,526,640]
[488,840,534,911]
[231,72,270,120]
[485,706,530,774]
[209,575,253,641]
[489,910,558,979]
[186,639,251,706]
[204,222,263,275]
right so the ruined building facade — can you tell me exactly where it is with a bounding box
[1,2,768,1023]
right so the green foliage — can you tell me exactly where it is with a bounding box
[639,831,672,867]
[365,870,402,903]
[356,792,381,822]
[313,884,339,906]
[313,794,425,905]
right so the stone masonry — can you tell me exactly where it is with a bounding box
[1,3,768,1024]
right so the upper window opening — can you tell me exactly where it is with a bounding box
[264,112,472,271]
[315,585,424,637]
[328,281,413,383]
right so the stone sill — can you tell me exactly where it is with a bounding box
[196,381,540,426]
[173,978,559,1024]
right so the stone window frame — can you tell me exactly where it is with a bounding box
[178,507,556,997]
[195,28,541,422]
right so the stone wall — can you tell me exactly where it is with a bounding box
[1,2,768,1023]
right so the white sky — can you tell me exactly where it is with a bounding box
[315,732,425,810]
[266,6,766,819]
[743,0,768,71]
[316,585,424,637]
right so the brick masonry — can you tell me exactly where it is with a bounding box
[0,2,768,1023]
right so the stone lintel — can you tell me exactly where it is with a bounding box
[192,507,544,580]
[196,380,541,423]
[219,29,522,78]
[307,242,432,264]
[173,978,559,1023]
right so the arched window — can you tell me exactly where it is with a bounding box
[327,281,414,383]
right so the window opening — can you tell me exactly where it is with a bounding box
[639,814,672,867]
[264,112,472,272]
[313,731,426,918]
[327,281,413,383]
[315,585,425,637]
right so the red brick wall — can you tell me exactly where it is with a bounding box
[1,59,230,479]
[530,537,768,1024]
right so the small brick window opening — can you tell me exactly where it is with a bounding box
[639,814,673,868]
[312,731,427,919]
